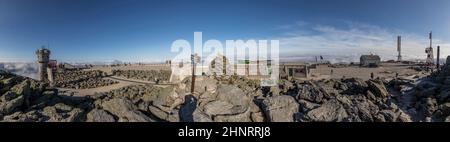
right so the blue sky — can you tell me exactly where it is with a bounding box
[1,0,449,62]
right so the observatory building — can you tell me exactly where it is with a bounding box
[360,54,381,67]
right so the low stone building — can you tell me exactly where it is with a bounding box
[280,63,309,80]
[360,54,381,67]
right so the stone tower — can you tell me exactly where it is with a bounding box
[36,47,51,82]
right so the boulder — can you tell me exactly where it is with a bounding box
[297,84,324,103]
[204,100,235,116]
[193,77,218,94]
[214,108,252,122]
[1,111,39,122]
[262,95,299,122]
[445,116,450,122]
[148,105,179,122]
[192,109,213,122]
[215,84,250,114]
[419,97,437,117]
[31,90,56,109]
[367,80,389,99]
[270,86,281,96]
[438,102,450,115]
[397,111,413,122]
[251,112,265,122]
[199,84,253,122]
[298,99,320,112]
[34,103,84,122]
[0,94,24,115]
[342,78,368,94]
[150,86,176,108]
[306,100,348,122]
[11,80,31,96]
[101,98,154,122]
[86,108,116,122]
[65,108,84,122]
[379,110,397,122]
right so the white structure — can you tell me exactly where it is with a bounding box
[397,36,402,62]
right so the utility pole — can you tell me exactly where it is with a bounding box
[397,36,402,62]
[190,54,200,94]
[191,54,196,93]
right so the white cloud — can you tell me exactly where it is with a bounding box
[276,21,450,63]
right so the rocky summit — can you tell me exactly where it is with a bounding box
[55,70,118,89]
[3,61,450,122]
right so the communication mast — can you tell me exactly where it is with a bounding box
[397,36,402,62]
[425,31,434,65]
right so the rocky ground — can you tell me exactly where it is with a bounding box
[112,70,171,82]
[0,70,90,122]
[3,60,450,122]
[55,70,118,89]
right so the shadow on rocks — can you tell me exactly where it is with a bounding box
[179,95,197,122]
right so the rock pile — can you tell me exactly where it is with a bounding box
[89,75,411,122]
[1,70,91,122]
[395,58,450,122]
[112,70,171,82]
[55,70,118,89]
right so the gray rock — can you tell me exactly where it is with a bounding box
[192,84,253,122]
[342,78,368,94]
[214,108,252,122]
[298,99,320,112]
[397,111,412,122]
[367,80,389,99]
[204,100,235,116]
[148,105,179,122]
[373,113,386,122]
[66,108,84,122]
[270,86,281,96]
[2,91,17,102]
[192,77,218,94]
[31,91,56,109]
[40,106,65,122]
[306,100,348,122]
[420,97,437,117]
[438,102,450,115]
[438,90,450,102]
[86,108,116,122]
[0,95,24,115]
[1,111,39,122]
[215,84,250,114]
[35,103,84,122]
[297,84,324,103]
[151,86,176,107]
[193,109,213,122]
[262,95,299,122]
[251,112,265,122]
[445,116,450,122]
[379,109,397,122]
[101,98,154,122]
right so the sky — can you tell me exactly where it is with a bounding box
[0,0,450,63]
